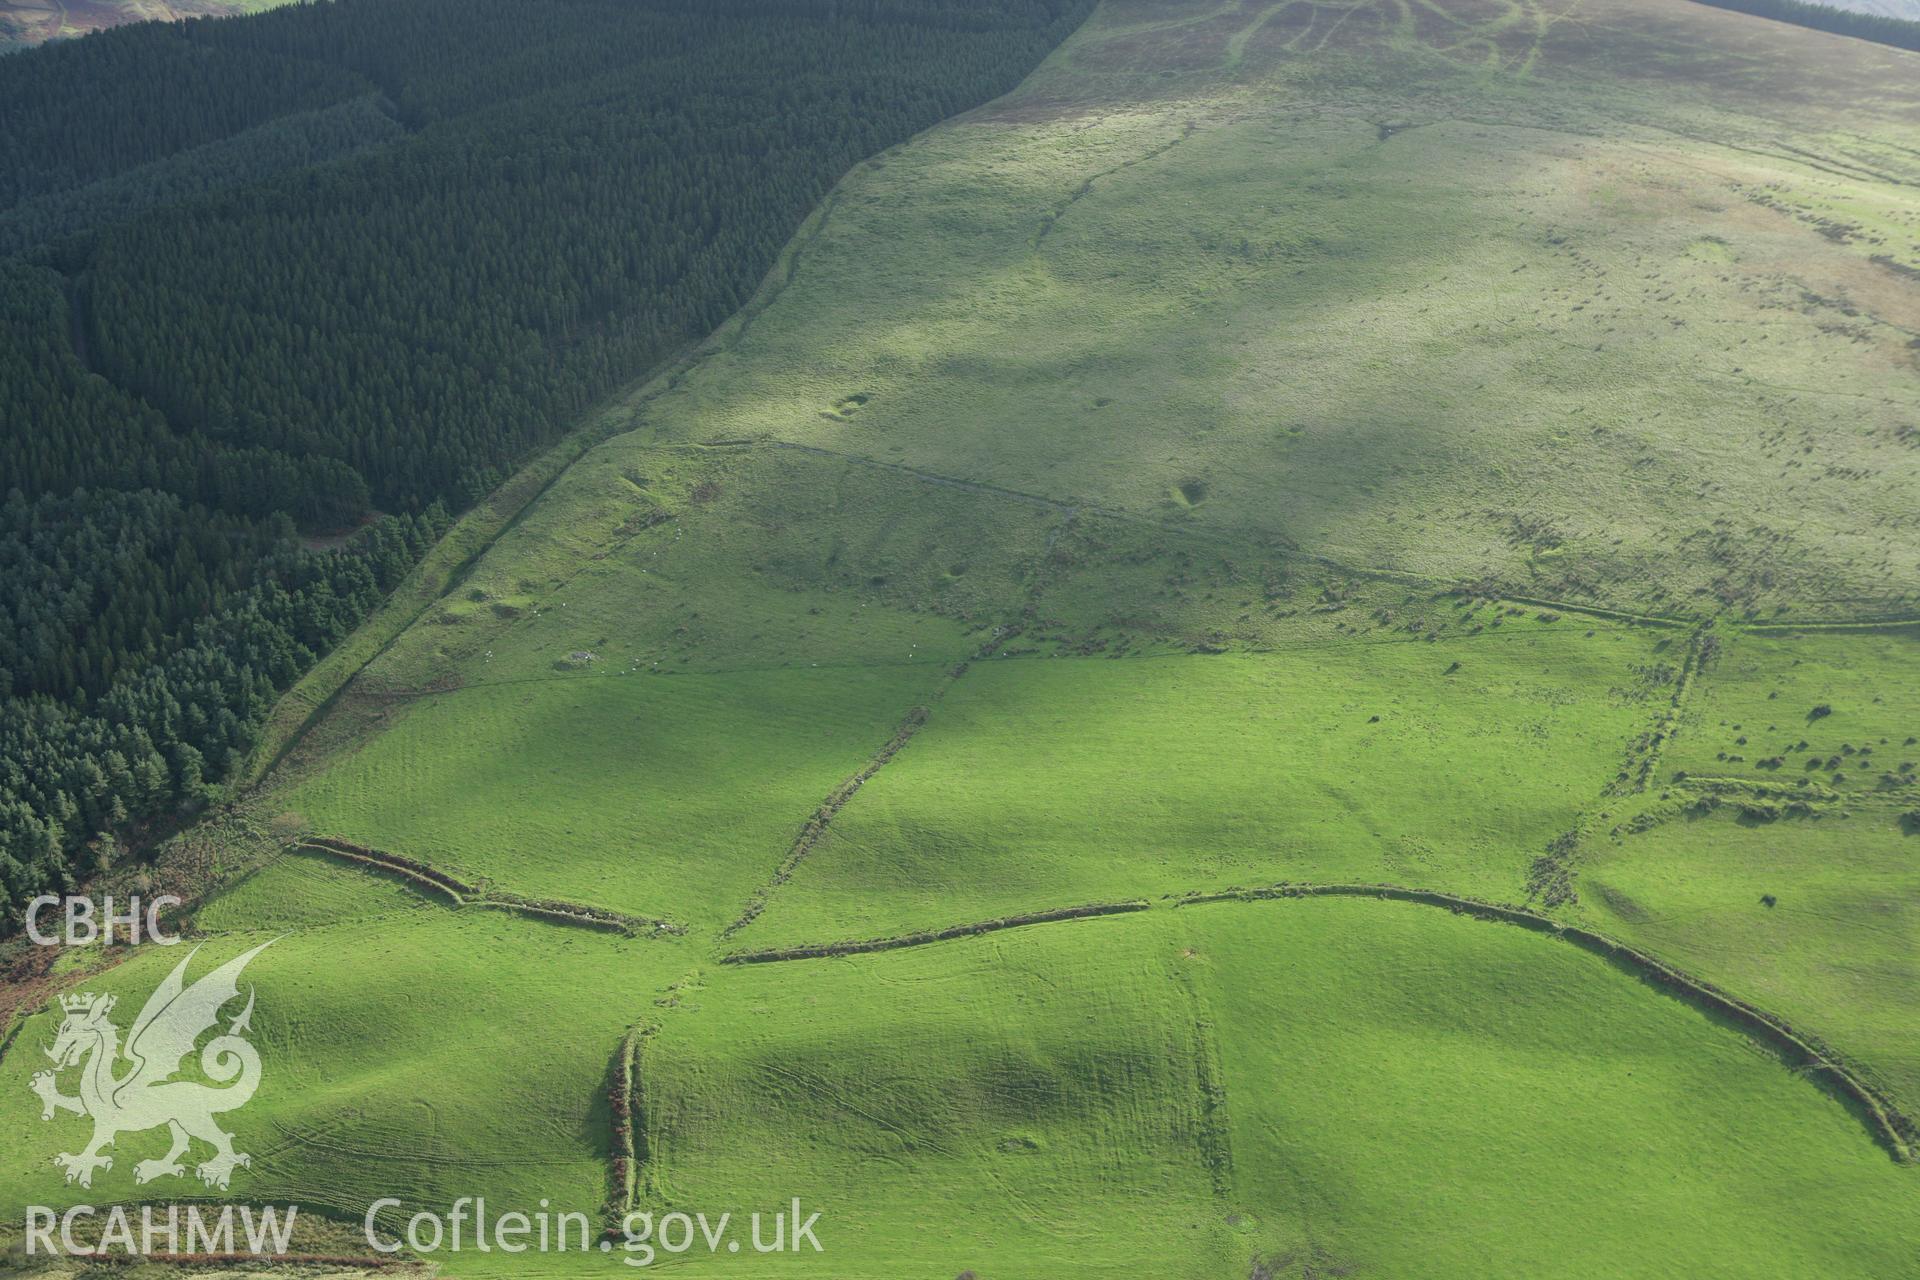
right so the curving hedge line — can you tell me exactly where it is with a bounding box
[291,837,683,936]
[716,877,1912,1160]
[1178,881,1916,1162]
[292,836,475,902]
[476,892,682,937]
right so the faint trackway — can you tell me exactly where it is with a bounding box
[695,436,1702,628]
[1223,0,1302,68]
[1529,622,1712,906]
[717,880,1914,1163]
[1031,120,1197,248]
[718,468,1083,939]
[1171,955,1236,1200]
[710,489,1064,947]
[1624,624,1711,795]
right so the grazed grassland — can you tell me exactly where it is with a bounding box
[1579,802,1920,1112]
[5,1,1918,1275]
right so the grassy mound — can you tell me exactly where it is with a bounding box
[0,915,678,1221]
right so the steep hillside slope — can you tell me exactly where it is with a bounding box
[5,1,1917,1275]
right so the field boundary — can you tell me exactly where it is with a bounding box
[1740,616,1920,633]
[289,838,684,936]
[720,900,1152,963]
[1467,591,1692,630]
[1177,882,1913,1161]
[720,706,932,939]
[291,836,475,902]
[1530,622,1716,903]
[719,880,1913,1161]
[1032,120,1197,247]
[605,1022,658,1224]
[689,436,1740,628]
[1623,624,1716,795]
[1677,776,1917,806]
[231,364,672,794]
[722,627,1021,939]
[470,893,681,937]
[1169,961,1235,1199]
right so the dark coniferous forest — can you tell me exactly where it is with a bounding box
[0,0,1094,912]
[1688,0,1920,51]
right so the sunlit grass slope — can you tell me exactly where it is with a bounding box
[12,0,1916,1275]
[1579,803,1920,1113]
[744,623,1667,946]
[642,901,1919,1278]
[195,848,438,933]
[336,444,1054,694]
[283,667,945,929]
[0,909,678,1224]
[6,894,1914,1277]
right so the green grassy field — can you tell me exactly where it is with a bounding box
[1579,801,1920,1113]
[5,0,1919,1274]
[488,900,1920,1277]
[0,907,675,1224]
[1669,623,1920,792]
[744,629,1666,946]
[281,667,951,930]
[11,898,1910,1278]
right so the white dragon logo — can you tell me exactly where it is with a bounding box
[30,941,272,1191]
